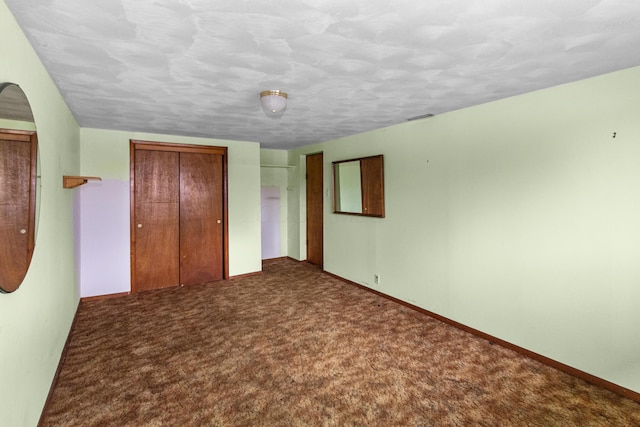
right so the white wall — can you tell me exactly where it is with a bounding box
[260,186,281,259]
[1,2,82,426]
[290,66,640,394]
[78,128,262,297]
[260,149,292,259]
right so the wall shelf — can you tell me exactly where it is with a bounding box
[63,175,102,189]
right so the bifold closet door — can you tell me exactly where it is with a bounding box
[133,150,180,291]
[179,152,223,285]
[133,146,224,292]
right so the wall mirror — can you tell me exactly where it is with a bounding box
[0,83,39,293]
[333,154,385,217]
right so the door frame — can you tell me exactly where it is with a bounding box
[129,140,229,293]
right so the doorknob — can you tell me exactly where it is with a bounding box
[20,229,26,234]
[137,223,142,228]
[216,219,221,224]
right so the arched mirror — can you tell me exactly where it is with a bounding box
[0,83,38,293]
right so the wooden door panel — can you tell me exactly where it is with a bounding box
[0,204,28,289]
[0,137,32,292]
[306,153,323,267]
[134,150,180,291]
[135,150,180,204]
[360,155,385,217]
[179,152,223,285]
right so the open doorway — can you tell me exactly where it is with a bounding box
[261,186,280,260]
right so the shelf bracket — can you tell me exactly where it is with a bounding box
[63,175,102,189]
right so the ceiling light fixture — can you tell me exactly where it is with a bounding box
[260,90,288,114]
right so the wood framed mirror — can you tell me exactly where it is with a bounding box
[0,83,38,293]
[332,154,385,217]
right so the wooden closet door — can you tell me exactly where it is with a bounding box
[306,152,323,268]
[133,150,180,291]
[0,134,33,292]
[179,152,224,284]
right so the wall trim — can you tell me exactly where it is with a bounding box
[323,271,640,404]
[262,256,303,264]
[81,291,130,302]
[229,271,263,280]
[262,256,288,264]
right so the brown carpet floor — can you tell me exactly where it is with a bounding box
[41,258,640,426]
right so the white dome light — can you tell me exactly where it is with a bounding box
[260,90,288,114]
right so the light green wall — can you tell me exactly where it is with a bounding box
[79,127,263,286]
[0,118,36,131]
[287,146,323,261]
[286,153,304,260]
[1,2,82,426]
[290,66,640,394]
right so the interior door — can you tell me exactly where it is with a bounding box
[133,149,180,292]
[306,152,323,267]
[0,131,36,292]
[179,152,224,284]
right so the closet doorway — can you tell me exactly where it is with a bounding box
[130,140,228,293]
[261,186,280,260]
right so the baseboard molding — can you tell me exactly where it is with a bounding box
[229,271,263,280]
[38,303,80,427]
[262,256,303,264]
[81,291,130,302]
[323,271,640,404]
[261,256,288,264]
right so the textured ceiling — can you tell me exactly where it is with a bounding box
[5,0,640,149]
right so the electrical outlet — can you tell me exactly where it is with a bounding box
[374,274,380,285]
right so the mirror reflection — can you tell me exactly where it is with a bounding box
[333,154,385,218]
[334,160,363,213]
[0,83,38,293]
